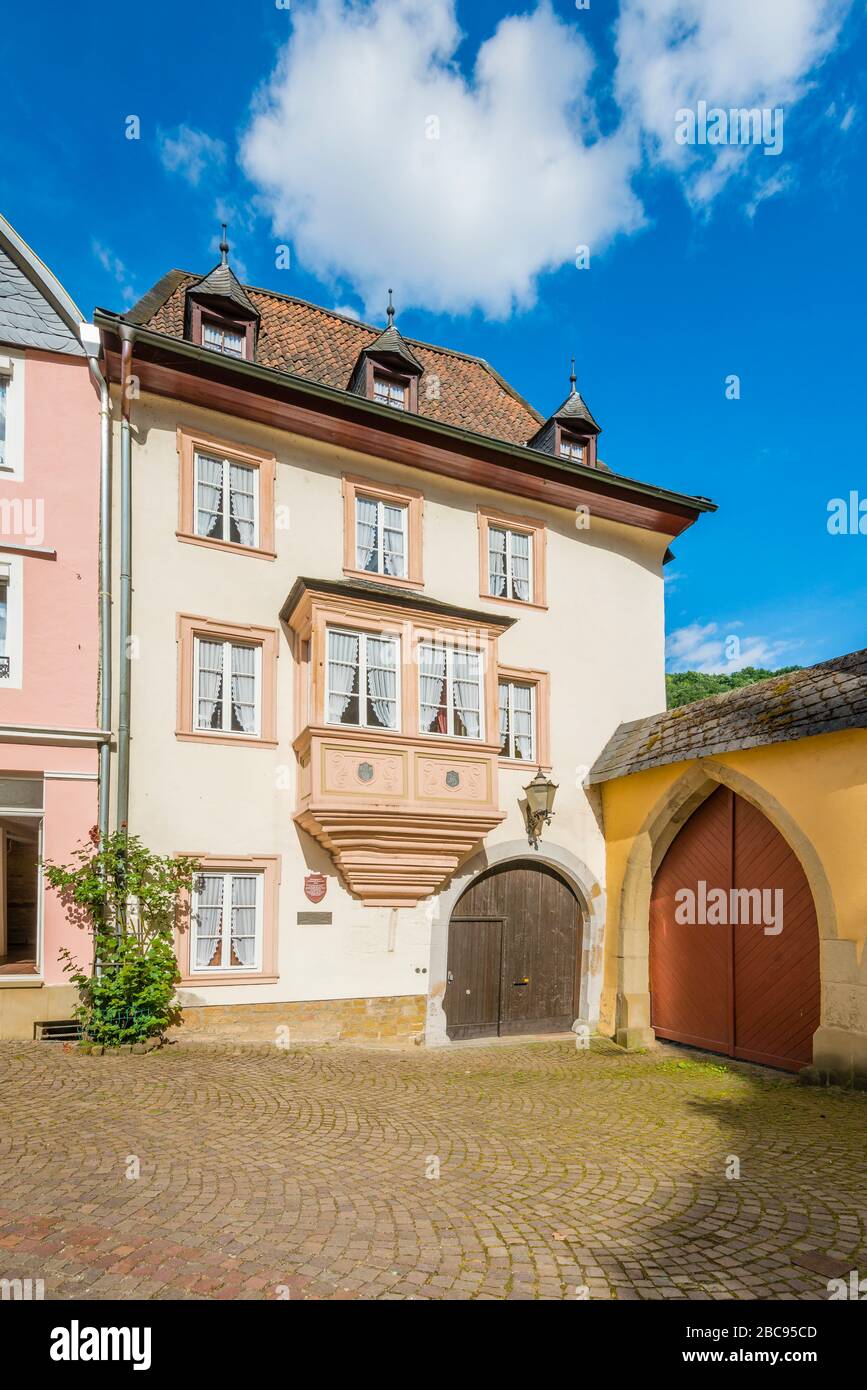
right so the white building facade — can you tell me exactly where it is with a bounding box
[96,257,710,1045]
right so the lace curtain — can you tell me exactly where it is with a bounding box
[512,683,533,758]
[231,644,257,734]
[488,527,507,596]
[366,637,398,728]
[194,873,223,968]
[328,631,360,722]
[511,532,531,601]
[382,505,406,578]
[419,644,448,732]
[229,463,256,547]
[231,876,258,967]
[197,640,224,729]
[452,649,481,739]
[196,455,223,539]
[356,497,378,571]
[498,680,509,753]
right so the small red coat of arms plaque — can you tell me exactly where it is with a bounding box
[304,873,327,904]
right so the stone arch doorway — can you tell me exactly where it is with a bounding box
[614,759,835,1065]
[650,784,821,1071]
[443,859,583,1040]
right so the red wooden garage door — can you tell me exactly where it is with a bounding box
[650,786,820,1071]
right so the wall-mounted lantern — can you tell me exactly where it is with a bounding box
[523,768,558,849]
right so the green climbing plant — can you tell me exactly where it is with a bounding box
[43,829,200,1047]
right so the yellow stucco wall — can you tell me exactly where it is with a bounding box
[596,728,867,1082]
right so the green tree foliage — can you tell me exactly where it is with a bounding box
[43,830,200,1047]
[666,666,801,710]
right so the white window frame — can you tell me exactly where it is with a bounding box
[325,625,401,732]
[0,557,23,689]
[559,435,585,463]
[373,373,408,410]
[201,321,246,360]
[418,643,485,741]
[0,778,44,980]
[193,636,262,737]
[190,869,263,973]
[355,494,408,579]
[499,679,536,761]
[0,353,25,480]
[194,451,259,548]
[488,525,534,603]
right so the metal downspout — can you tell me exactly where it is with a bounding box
[117,324,135,831]
[80,325,113,843]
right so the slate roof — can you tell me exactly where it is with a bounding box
[0,216,84,356]
[551,387,601,433]
[127,270,545,446]
[187,261,259,319]
[588,648,867,784]
[359,323,423,374]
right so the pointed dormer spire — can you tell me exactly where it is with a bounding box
[569,356,577,395]
[219,223,229,266]
[386,287,395,328]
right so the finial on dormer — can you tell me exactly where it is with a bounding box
[219,223,229,266]
[569,356,577,395]
[386,288,395,328]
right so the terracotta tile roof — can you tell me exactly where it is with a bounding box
[130,271,544,447]
[588,648,867,784]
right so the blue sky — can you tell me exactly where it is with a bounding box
[3,0,865,671]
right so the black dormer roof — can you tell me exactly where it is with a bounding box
[549,387,600,434]
[187,260,260,321]
[527,366,601,454]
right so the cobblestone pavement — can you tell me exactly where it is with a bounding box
[0,1036,864,1301]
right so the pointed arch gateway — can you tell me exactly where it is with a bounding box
[650,784,820,1071]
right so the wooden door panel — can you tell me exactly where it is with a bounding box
[650,786,733,1052]
[444,917,502,1040]
[650,787,821,1073]
[732,797,820,1071]
[445,862,580,1038]
[500,863,576,1034]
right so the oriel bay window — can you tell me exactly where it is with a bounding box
[419,643,484,739]
[326,627,400,730]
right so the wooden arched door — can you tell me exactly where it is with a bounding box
[444,861,581,1040]
[650,785,820,1071]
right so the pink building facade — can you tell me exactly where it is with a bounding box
[0,215,101,1036]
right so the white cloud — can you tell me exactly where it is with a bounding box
[159,125,226,186]
[666,621,796,673]
[333,304,361,320]
[840,102,857,131]
[745,168,795,219]
[92,240,136,305]
[240,0,642,318]
[615,0,852,204]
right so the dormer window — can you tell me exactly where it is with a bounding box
[559,432,586,463]
[373,372,408,411]
[185,233,260,363]
[202,318,246,360]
